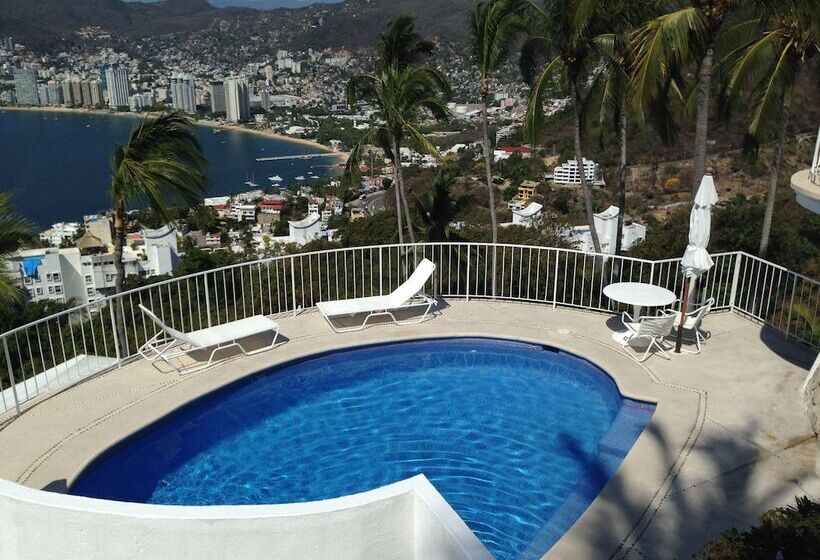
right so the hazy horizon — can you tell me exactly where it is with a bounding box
[124,0,345,9]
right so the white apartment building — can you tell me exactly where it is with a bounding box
[567,206,647,255]
[553,159,600,186]
[225,76,250,123]
[170,74,197,113]
[10,227,179,305]
[230,204,257,222]
[289,214,322,246]
[511,202,543,228]
[39,222,81,246]
[104,65,130,108]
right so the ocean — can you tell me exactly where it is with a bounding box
[0,109,341,227]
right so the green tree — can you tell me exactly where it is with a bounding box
[375,14,436,72]
[109,111,208,292]
[630,0,745,193]
[416,166,472,241]
[583,0,662,255]
[0,192,34,303]
[469,0,521,248]
[520,0,604,253]
[724,0,818,258]
[345,65,451,244]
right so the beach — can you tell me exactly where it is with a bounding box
[1,105,346,159]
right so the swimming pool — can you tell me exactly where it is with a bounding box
[71,338,654,559]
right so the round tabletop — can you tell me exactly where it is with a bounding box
[603,282,677,308]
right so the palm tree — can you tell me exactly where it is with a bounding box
[725,0,818,258]
[345,65,451,244]
[0,192,33,303]
[109,111,208,292]
[416,165,472,241]
[376,14,436,72]
[469,0,521,248]
[520,0,603,253]
[631,0,744,194]
[583,0,662,256]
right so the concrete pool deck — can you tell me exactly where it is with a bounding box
[0,300,817,559]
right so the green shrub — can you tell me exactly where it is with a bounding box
[697,496,819,559]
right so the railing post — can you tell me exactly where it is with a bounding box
[552,249,560,308]
[729,252,743,311]
[785,275,798,339]
[204,273,212,328]
[465,244,471,302]
[290,255,298,317]
[108,299,121,368]
[491,244,497,300]
[3,336,21,416]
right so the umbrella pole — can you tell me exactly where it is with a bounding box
[674,278,692,353]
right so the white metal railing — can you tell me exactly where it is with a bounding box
[811,125,820,186]
[1,244,818,417]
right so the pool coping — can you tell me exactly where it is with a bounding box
[0,303,706,559]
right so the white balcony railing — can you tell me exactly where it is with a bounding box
[1,243,818,417]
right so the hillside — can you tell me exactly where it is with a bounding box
[0,0,475,51]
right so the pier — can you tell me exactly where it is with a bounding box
[255,153,338,162]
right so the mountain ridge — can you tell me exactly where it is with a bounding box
[0,0,475,51]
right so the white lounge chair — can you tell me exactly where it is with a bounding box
[316,258,437,332]
[615,310,677,362]
[137,304,280,374]
[673,297,714,354]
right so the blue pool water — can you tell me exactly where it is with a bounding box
[70,338,653,559]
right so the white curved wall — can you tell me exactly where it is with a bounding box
[0,475,490,560]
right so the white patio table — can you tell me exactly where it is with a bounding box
[603,282,677,319]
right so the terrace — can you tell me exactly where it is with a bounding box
[0,243,818,559]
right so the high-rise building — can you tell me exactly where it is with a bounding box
[46,82,63,106]
[70,79,83,107]
[37,85,49,105]
[81,81,93,107]
[13,68,39,105]
[259,88,271,112]
[89,80,103,107]
[104,65,130,108]
[2,37,13,52]
[61,80,74,106]
[208,80,226,114]
[224,76,250,123]
[169,74,197,113]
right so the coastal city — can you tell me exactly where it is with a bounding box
[0,1,818,560]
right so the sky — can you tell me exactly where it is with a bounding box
[125,0,344,8]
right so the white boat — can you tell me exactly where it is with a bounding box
[295,175,305,181]
[268,175,283,182]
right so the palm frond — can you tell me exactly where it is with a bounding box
[524,55,565,143]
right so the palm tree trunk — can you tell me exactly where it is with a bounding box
[569,79,603,254]
[692,45,714,195]
[394,140,416,244]
[113,199,127,293]
[759,98,789,258]
[481,91,498,245]
[480,87,498,297]
[112,198,128,357]
[390,139,404,245]
[614,96,628,257]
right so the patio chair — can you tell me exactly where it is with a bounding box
[316,258,437,333]
[615,310,678,363]
[673,297,714,354]
[137,304,280,374]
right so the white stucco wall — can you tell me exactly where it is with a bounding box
[0,475,490,560]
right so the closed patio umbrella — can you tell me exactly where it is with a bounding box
[675,173,718,352]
